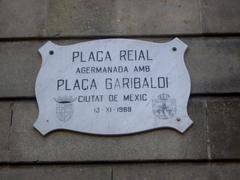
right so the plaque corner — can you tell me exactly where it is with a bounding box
[38,41,58,57]
[33,118,53,136]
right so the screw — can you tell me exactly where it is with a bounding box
[176,118,181,122]
[49,50,54,55]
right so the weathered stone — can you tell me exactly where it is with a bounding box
[0,0,47,38]
[8,98,207,162]
[185,37,240,93]
[207,98,240,159]
[0,42,41,97]
[0,38,240,97]
[0,163,239,180]
[0,0,239,38]
[113,163,240,180]
[46,0,202,37]
[0,165,111,180]
[0,102,11,162]
[202,0,240,33]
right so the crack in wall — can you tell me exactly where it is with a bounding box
[7,102,14,151]
[111,167,114,180]
[198,0,204,34]
[205,99,212,160]
[41,0,49,36]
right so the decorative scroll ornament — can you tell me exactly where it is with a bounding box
[34,38,193,135]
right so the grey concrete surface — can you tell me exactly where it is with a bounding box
[202,0,240,33]
[113,163,240,180]
[0,0,201,38]
[0,0,239,38]
[0,165,111,180]
[0,163,239,180]
[0,0,47,38]
[4,97,240,162]
[0,41,41,97]
[7,98,207,162]
[0,102,11,162]
[0,38,240,97]
[207,98,240,159]
[186,37,240,94]
[46,0,201,37]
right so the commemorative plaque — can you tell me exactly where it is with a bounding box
[34,38,193,135]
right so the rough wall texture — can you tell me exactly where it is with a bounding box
[0,0,239,179]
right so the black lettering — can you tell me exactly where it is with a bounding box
[57,79,64,90]
[96,51,103,61]
[166,77,168,88]
[134,78,141,88]
[73,80,80,90]
[150,78,157,88]
[105,51,112,61]
[105,78,112,89]
[90,79,97,89]
[72,51,80,62]
[89,52,95,61]
[128,50,134,61]
[146,50,153,60]
[138,50,145,60]
[120,50,126,60]
[158,77,165,88]
[82,79,88,90]
[75,67,80,73]
[122,78,129,89]
[65,80,71,90]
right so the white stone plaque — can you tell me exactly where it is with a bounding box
[34,38,193,135]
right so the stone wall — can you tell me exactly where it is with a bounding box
[0,0,240,179]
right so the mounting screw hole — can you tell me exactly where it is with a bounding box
[172,47,177,52]
[49,50,54,55]
[176,118,181,122]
